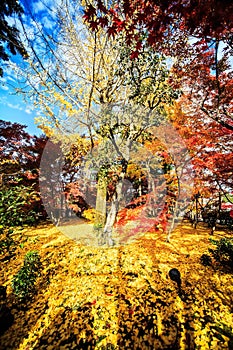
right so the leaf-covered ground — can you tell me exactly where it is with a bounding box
[1,221,233,350]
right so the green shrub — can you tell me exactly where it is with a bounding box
[209,237,233,268]
[12,251,41,301]
[0,184,39,227]
[0,227,16,260]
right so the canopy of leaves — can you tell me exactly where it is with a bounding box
[0,120,48,226]
[4,1,233,239]
[83,1,233,46]
[0,119,47,176]
[83,1,233,132]
[0,0,28,76]
[168,100,233,198]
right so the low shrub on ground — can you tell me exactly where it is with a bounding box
[200,237,233,269]
[0,227,16,261]
[0,184,40,227]
[209,237,233,268]
[12,251,41,301]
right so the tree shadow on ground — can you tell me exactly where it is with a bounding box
[0,247,196,350]
[115,247,196,350]
[1,221,232,349]
[33,305,97,350]
[137,221,233,349]
[0,275,50,350]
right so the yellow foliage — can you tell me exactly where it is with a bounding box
[0,159,19,165]
[0,223,233,349]
[82,208,96,222]
[35,117,55,137]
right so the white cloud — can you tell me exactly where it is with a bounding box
[0,78,9,91]
[6,103,23,111]
[33,1,47,14]
[7,75,17,83]
[42,16,55,30]
[0,85,9,91]
[0,96,7,104]
[25,106,33,114]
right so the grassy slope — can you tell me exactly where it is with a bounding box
[0,221,233,350]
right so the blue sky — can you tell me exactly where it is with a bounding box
[0,81,42,135]
[0,0,56,136]
[1,0,232,137]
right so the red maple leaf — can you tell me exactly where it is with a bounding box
[130,50,139,60]
[107,26,117,37]
[98,16,108,28]
[89,21,99,31]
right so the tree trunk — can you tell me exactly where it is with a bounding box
[193,195,199,229]
[166,199,190,242]
[99,176,124,246]
[138,177,142,197]
[166,201,178,242]
[147,165,156,217]
[95,180,107,227]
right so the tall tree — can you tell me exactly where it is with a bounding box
[0,0,28,76]
[0,120,47,226]
[12,0,184,244]
[171,39,233,132]
[0,119,46,183]
[168,99,233,226]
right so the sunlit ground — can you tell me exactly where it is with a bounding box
[0,220,233,349]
